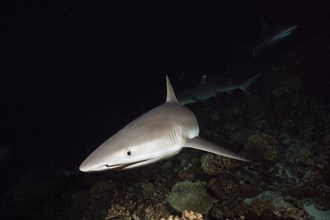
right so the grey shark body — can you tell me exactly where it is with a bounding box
[79,76,248,172]
[178,73,261,105]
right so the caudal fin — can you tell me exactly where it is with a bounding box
[240,73,262,94]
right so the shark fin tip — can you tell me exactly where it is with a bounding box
[166,75,179,103]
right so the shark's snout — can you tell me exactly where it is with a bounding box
[79,162,106,172]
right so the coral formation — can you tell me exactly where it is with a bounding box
[105,204,130,220]
[140,181,156,198]
[229,130,259,147]
[105,207,203,220]
[298,148,313,165]
[210,201,248,219]
[176,152,203,181]
[181,210,203,220]
[143,203,172,220]
[139,203,170,219]
[166,181,215,214]
[177,159,198,181]
[247,198,273,216]
[201,153,240,175]
[208,174,240,199]
[280,203,309,220]
[244,133,279,162]
[159,210,203,220]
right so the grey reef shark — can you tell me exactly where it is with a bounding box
[178,73,262,105]
[244,24,298,60]
[80,75,249,172]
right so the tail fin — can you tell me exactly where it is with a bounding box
[240,73,262,94]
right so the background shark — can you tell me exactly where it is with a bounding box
[178,73,261,105]
[79,75,248,172]
[244,24,298,60]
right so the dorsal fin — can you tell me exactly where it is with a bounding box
[200,75,207,85]
[166,75,179,103]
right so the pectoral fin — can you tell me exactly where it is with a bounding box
[184,136,250,162]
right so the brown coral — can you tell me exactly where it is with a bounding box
[210,201,248,219]
[208,175,240,199]
[140,181,156,198]
[177,153,202,181]
[144,203,172,220]
[248,199,273,216]
[201,153,240,175]
[244,133,279,162]
[229,130,259,148]
[280,204,309,220]
[299,148,312,161]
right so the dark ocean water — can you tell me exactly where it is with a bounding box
[1,1,329,219]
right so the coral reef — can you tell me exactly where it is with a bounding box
[210,201,248,219]
[280,203,309,220]
[105,207,203,220]
[247,199,273,216]
[229,130,259,148]
[244,133,279,162]
[176,153,202,181]
[181,210,203,220]
[166,181,215,214]
[298,148,313,165]
[201,153,241,175]
[208,174,240,199]
[140,181,156,198]
[69,179,117,219]
[144,203,172,220]
[105,204,131,220]
[104,203,170,220]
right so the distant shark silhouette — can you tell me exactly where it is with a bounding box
[244,24,298,60]
[178,73,261,105]
[80,75,249,172]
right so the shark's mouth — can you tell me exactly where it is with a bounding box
[106,159,151,170]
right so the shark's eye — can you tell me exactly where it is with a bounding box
[124,148,132,157]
